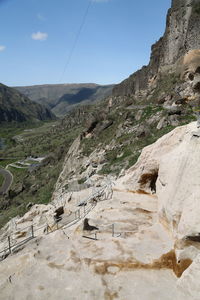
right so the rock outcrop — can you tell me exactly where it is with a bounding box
[1,122,200,299]
[113,0,200,104]
[117,121,200,240]
[1,0,200,298]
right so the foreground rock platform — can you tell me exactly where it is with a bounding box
[1,122,200,299]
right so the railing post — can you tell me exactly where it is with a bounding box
[78,209,80,219]
[8,236,11,254]
[46,224,49,234]
[30,225,34,238]
[84,204,86,216]
[94,232,97,240]
[112,224,114,237]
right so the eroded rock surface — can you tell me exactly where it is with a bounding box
[1,122,200,299]
[117,122,200,240]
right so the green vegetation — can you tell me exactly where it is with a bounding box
[0,83,55,123]
[81,100,177,176]
[0,120,82,159]
[78,177,86,184]
[79,166,87,174]
[93,100,195,177]
[0,159,18,168]
[0,173,4,187]
[149,73,180,102]
[0,82,197,229]
[193,2,200,15]
[0,120,83,228]
[98,123,176,176]
[0,121,55,154]
[140,105,164,122]
[82,106,129,156]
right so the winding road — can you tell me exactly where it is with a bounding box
[0,168,13,195]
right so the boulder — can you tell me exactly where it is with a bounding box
[117,122,200,239]
[167,106,182,116]
[168,115,180,127]
[135,110,143,121]
[157,117,167,130]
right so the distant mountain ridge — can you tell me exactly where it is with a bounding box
[15,83,114,117]
[0,83,56,123]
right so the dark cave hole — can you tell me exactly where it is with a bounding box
[194,81,200,92]
[195,66,200,74]
[188,73,194,81]
[138,170,158,193]
[86,120,99,134]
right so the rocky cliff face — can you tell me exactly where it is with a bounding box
[1,1,200,298]
[0,83,56,123]
[1,122,200,299]
[113,0,200,102]
[117,121,200,239]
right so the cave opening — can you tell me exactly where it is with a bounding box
[194,81,200,92]
[150,172,158,193]
[138,169,159,193]
[195,66,200,74]
[86,120,99,134]
[188,73,194,81]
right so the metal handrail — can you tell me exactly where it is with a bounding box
[0,184,107,261]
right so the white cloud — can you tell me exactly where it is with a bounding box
[0,45,6,52]
[31,31,48,41]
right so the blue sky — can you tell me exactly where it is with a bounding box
[0,0,171,86]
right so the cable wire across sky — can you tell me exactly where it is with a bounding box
[59,0,92,82]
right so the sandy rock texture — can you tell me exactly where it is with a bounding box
[0,191,179,300]
[1,122,200,299]
[118,122,200,239]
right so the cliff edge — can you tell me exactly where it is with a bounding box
[113,0,200,106]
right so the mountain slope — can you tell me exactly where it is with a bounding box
[15,83,114,116]
[0,83,56,123]
[1,122,200,300]
[53,0,200,193]
[113,0,200,108]
[1,0,198,222]
[1,1,200,299]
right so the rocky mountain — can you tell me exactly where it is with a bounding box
[1,0,198,227]
[1,0,200,299]
[0,83,56,123]
[15,83,114,117]
[1,122,200,299]
[113,0,200,110]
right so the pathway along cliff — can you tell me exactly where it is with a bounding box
[0,168,13,195]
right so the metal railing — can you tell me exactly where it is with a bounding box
[0,185,109,261]
[82,223,137,240]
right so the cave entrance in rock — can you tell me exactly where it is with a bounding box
[195,66,200,74]
[188,73,194,81]
[194,81,200,92]
[86,120,98,134]
[138,169,158,193]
